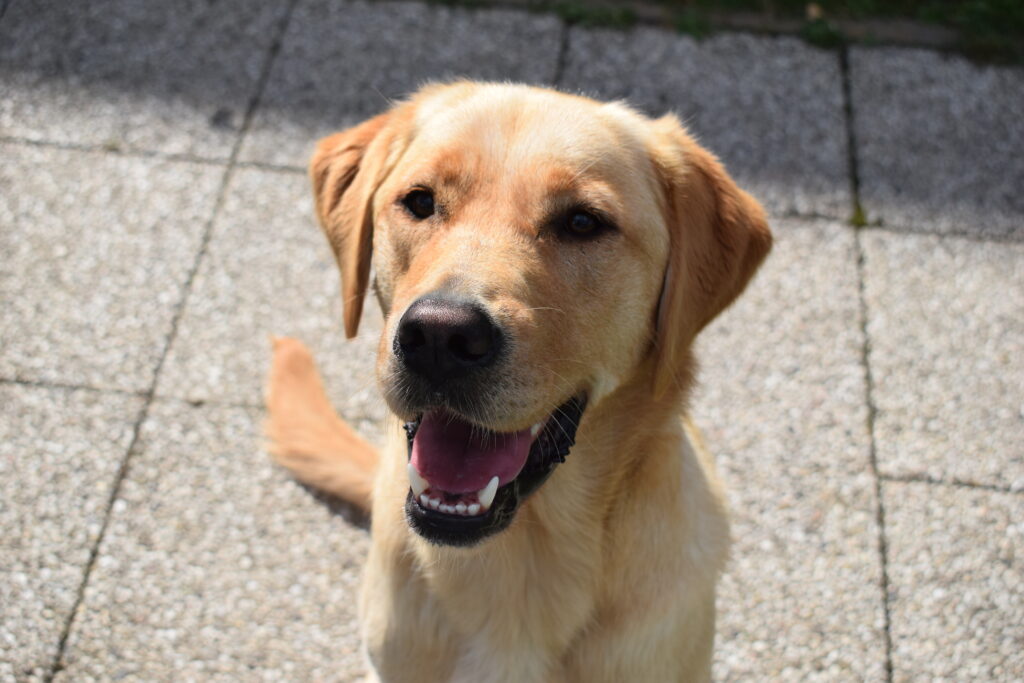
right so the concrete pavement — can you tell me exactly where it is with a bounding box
[2,0,1022,680]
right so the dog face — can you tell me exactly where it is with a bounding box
[311,83,770,546]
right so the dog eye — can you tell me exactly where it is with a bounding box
[402,190,435,219]
[563,210,604,238]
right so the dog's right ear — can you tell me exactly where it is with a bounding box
[310,111,395,338]
[649,115,772,399]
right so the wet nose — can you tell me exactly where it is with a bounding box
[395,296,502,384]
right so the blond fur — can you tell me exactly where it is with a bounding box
[266,82,770,682]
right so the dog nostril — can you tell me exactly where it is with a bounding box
[448,332,490,362]
[398,324,427,352]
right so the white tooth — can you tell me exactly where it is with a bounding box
[428,498,441,510]
[530,422,543,437]
[478,476,499,510]
[419,494,430,508]
[407,464,429,498]
[441,504,454,514]
[455,502,467,514]
[468,503,481,516]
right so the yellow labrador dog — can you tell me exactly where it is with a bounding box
[266,81,771,682]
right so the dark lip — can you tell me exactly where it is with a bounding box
[403,395,587,547]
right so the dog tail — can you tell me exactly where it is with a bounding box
[265,336,378,514]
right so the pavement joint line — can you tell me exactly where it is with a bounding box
[0,377,312,418]
[838,44,865,228]
[855,221,1024,245]
[765,212,1024,246]
[41,396,151,682]
[235,159,306,174]
[838,46,1024,245]
[880,472,1024,495]
[147,393,387,427]
[854,227,895,682]
[42,1,302,677]
[0,376,147,399]
[147,394,269,412]
[764,212,869,231]
[767,209,852,224]
[0,0,13,22]
[0,146,337,179]
[0,135,231,168]
[773,208,843,220]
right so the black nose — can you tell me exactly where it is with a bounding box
[395,296,502,384]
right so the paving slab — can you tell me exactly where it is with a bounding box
[0,384,142,682]
[239,0,563,168]
[561,29,849,218]
[0,143,223,392]
[157,168,387,436]
[850,47,1024,239]
[691,218,886,680]
[884,481,1024,680]
[58,400,369,681]
[862,230,1024,490]
[0,0,288,159]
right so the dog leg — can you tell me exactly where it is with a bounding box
[265,336,378,513]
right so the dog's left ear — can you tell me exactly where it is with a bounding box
[650,115,772,399]
[310,110,398,338]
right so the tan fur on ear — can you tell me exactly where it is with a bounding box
[310,111,397,338]
[651,115,772,399]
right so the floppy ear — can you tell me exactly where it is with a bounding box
[310,111,395,338]
[650,115,772,398]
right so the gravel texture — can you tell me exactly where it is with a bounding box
[693,219,886,680]
[850,47,1024,239]
[0,384,142,682]
[156,168,387,439]
[862,230,1024,490]
[4,2,1024,678]
[0,0,287,159]
[561,29,849,218]
[884,481,1024,680]
[57,400,369,682]
[239,0,564,167]
[0,143,223,392]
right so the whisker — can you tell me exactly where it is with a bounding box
[567,155,602,185]
[547,357,590,367]
[521,306,567,315]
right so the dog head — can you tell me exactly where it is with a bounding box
[310,82,770,546]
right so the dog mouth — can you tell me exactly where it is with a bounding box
[403,395,586,547]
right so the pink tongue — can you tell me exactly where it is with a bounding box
[411,411,533,494]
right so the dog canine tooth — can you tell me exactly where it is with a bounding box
[478,476,499,510]
[407,463,429,498]
[530,421,543,437]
